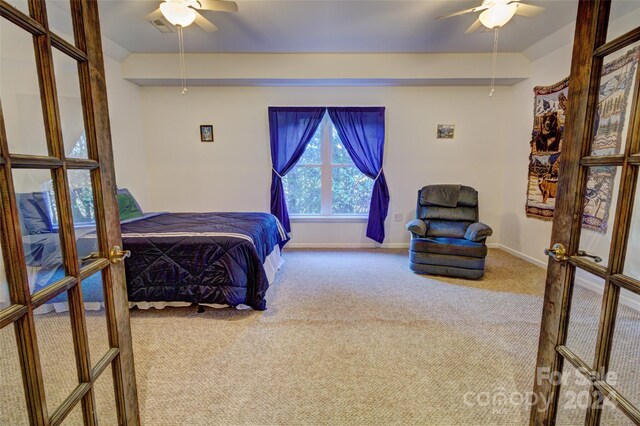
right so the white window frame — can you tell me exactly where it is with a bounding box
[289,115,369,221]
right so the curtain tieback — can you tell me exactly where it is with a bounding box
[272,167,283,178]
[374,168,383,181]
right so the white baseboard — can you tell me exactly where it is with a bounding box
[285,242,410,249]
[493,244,640,312]
[490,243,548,268]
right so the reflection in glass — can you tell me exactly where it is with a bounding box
[606,288,640,408]
[66,170,99,262]
[282,166,321,215]
[12,169,65,295]
[579,166,622,268]
[34,308,79,413]
[1,21,49,156]
[623,173,640,281]
[589,40,639,157]
[554,361,592,425]
[565,273,603,367]
[0,245,10,310]
[52,48,88,159]
[0,325,30,425]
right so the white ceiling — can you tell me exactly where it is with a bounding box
[92,0,637,54]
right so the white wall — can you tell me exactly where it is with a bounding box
[140,85,511,246]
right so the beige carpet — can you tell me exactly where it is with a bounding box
[1,249,638,425]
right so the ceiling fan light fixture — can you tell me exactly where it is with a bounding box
[160,1,196,27]
[479,2,518,29]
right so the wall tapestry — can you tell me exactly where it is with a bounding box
[526,46,640,233]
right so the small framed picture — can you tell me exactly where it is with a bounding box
[437,124,455,139]
[200,125,214,142]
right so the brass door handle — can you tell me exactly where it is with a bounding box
[544,244,603,263]
[81,252,100,263]
[109,246,131,264]
[544,243,569,262]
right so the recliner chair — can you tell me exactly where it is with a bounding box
[406,184,492,279]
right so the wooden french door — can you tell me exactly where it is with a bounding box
[531,0,640,425]
[0,0,139,424]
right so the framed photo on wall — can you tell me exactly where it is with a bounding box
[437,124,455,139]
[200,125,214,142]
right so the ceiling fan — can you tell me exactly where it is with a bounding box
[146,0,238,33]
[439,0,544,97]
[145,0,238,95]
[439,0,544,33]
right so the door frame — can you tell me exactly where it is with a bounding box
[0,0,140,424]
[530,0,640,425]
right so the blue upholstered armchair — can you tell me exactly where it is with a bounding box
[406,185,492,279]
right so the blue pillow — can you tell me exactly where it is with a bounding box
[17,193,53,235]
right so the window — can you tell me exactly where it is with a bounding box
[282,115,373,216]
[46,134,95,226]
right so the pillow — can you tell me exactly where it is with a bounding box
[117,193,143,221]
[17,193,53,235]
[464,222,493,242]
[117,188,143,213]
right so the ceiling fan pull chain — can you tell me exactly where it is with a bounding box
[489,27,499,97]
[178,26,188,95]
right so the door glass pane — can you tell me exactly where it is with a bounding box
[52,48,87,159]
[606,287,640,407]
[607,0,640,42]
[12,169,65,294]
[0,21,49,156]
[62,400,84,424]
[4,0,29,15]
[66,170,98,261]
[580,166,622,268]
[555,361,592,425]
[590,40,639,157]
[46,0,76,46]
[623,172,640,280]
[600,401,636,425]
[95,364,119,424]
[34,307,79,413]
[82,272,110,366]
[0,325,30,425]
[0,245,10,310]
[565,272,603,367]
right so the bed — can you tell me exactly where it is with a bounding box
[5,189,286,312]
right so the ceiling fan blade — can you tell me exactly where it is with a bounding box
[193,0,238,13]
[438,5,488,20]
[144,8,164,22]
[464,18,483,34]
[514,3,545,17]
[194,11,218,32]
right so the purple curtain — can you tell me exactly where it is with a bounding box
[328,107,388,243]
[269,107,326,234]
